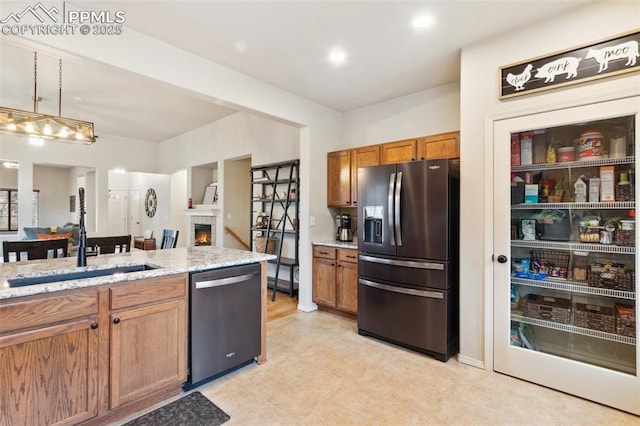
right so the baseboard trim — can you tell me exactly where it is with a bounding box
[297,302,317,312]
[457,354,485,369]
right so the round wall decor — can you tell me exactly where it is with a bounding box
[145,188,157,218]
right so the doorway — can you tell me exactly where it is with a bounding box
[108,189,127,235]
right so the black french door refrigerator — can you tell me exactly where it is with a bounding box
[357,159,459,361]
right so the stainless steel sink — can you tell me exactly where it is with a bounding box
[8,264,160,287]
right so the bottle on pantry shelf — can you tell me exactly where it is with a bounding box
[616,172,632,202]
[546,144,556,163]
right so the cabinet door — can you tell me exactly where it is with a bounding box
[493,98,639,415]
[352,146,380,206]
[0,319,99,425]
[109,299,186,409]
[336,260,358,313]
[417,132,460,160]
[313,257,337,306]
[327,150,352,207]
[380,139,417,164]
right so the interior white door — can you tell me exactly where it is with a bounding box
[493,97,639,415]
[108,190,127,235]
[129,189,142,237]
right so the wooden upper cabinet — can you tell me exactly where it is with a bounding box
[380,139,417,164]
[327,150,352,207]
[417,131,460,160]
[351,145,380,205]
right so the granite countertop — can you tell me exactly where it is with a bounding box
[0,246,275,300]
[312,240,358,250]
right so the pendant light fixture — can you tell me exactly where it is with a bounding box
[0,52,96,144]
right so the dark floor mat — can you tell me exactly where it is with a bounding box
[123,391,230,426]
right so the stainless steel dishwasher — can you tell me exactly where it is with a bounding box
[184,263,261,389]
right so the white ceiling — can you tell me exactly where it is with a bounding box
[0,0,594,142]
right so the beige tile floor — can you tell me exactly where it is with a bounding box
[117,311,639,425]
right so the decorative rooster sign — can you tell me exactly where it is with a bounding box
[506,64,532,91]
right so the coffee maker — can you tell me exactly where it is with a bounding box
[336,214,353,242]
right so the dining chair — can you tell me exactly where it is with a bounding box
[160,229,179,249]
[3,239,69,262]
[86,235,132,254]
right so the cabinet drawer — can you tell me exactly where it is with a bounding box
[313,246,336,260]
[0,289,99,334]
[110,274,187,310]
[338,249,358,263]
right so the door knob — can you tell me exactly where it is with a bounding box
[496,255,508,263]
[113,318,121,324]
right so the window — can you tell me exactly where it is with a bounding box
[0,189,39,232]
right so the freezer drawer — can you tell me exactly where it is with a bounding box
[358,254,450,290]
[357,278,457,361]
[188,263,261,387]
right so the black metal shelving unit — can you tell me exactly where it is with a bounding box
[250,159,300,300]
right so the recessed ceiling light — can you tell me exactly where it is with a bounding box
[328,47,347,66]
[412,14,436,30]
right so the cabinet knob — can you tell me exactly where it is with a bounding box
[496,255,508,264]
[91,322,98,330]
[113,318,121,324]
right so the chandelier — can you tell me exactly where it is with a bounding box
[0,52,96,144]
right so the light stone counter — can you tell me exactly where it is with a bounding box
[312,240,358,250]
[0,246,275,300]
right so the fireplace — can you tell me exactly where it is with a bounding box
[186,210,217,248]
[194,224,212,246]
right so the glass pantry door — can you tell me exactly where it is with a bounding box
[493,97,640,415]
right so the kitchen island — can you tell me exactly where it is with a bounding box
[0,246,274,425]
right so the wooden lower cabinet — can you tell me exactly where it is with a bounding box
[110,299,186,408]
[0,274,188,425]
[0,318,99,426]
[313,246,358,316]
[0,289,100,426]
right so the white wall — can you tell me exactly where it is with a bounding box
[170,170,188,248]
[33,165,72,227]
[459,1,640,368]
[342,82,460,148]
[223,157,251,250]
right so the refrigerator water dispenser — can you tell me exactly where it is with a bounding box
[363,206,383,244]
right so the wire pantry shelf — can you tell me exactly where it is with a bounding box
[512,240,635,255]
[511,156,634,172]
[512,201,635,210]
[511,314,636,346]
[511,277,635,300]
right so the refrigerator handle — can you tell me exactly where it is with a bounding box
[395,171,403,246]
[388,172,396,246]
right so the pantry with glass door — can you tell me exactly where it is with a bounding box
[493,96,639,415]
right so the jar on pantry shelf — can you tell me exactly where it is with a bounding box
[578,129,603,160]
[616,172,632,201]
[557,146,575,162]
